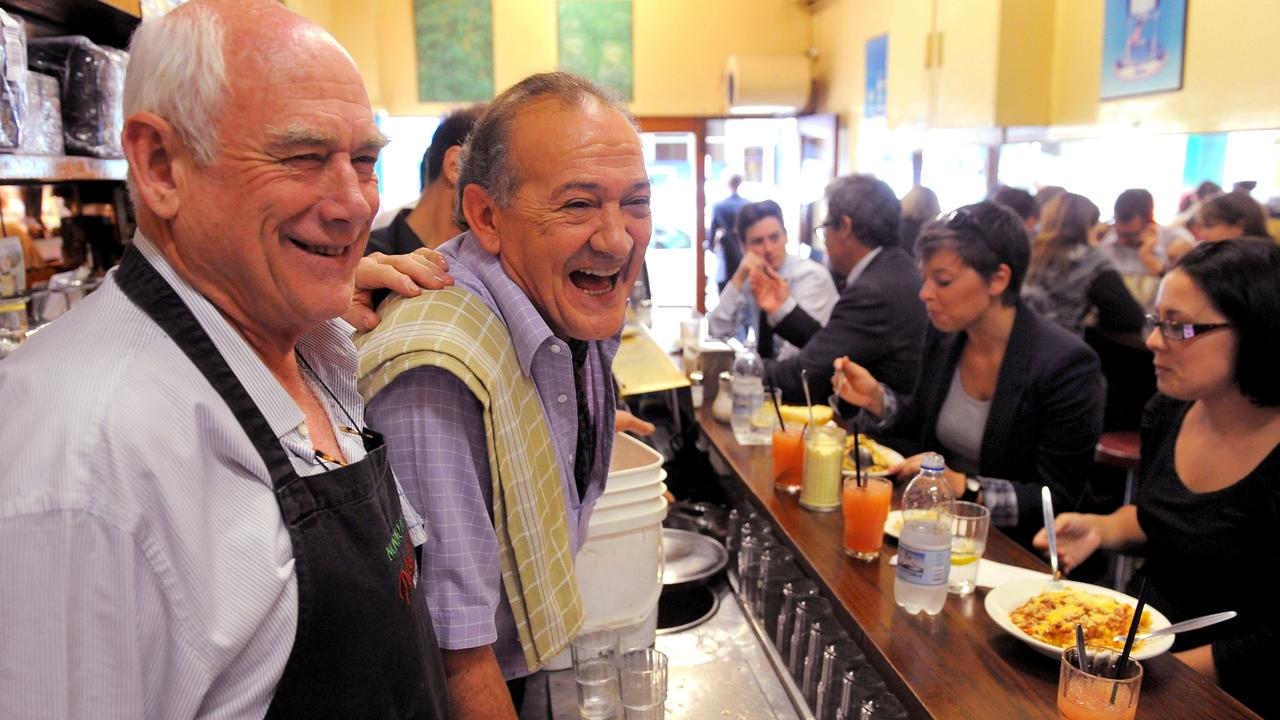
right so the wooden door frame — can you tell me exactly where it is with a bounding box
[637,117,708,314]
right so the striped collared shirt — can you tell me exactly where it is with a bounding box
[366,230,619,679]
[0,233,423,719]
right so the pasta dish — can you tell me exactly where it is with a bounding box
[1010,587,1152,651]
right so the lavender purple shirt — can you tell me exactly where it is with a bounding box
[366,231,619,680]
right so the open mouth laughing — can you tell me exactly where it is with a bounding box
[569,266,622,296]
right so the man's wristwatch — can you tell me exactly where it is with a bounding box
[959,476,981,503]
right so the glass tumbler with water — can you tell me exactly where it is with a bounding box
[947,500,990,595]
[618,648,668,720]
[572,629,620,719]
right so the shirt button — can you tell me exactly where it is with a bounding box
[558,394,568,404]
[298,423,310,438]
[550,344,562,354]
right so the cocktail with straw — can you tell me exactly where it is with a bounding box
[770,382,805,494]
[800,369,843,511]
[1056,581,1146,720]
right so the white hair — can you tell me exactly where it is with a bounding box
[123,3,227,166]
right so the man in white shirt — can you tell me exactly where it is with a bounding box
[0,2,451,717]
[1099,188,1193,308]
[708,199,837,360]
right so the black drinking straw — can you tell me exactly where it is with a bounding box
[1110,575,1148,704]
[853,416,864,488]
[767,381,786,429]
[1074,623,1089,675]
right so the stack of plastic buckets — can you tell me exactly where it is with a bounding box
[547,432,669,669]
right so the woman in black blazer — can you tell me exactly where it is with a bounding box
[835,201,1104,549]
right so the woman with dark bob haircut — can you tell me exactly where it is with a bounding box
[834,201,1104,549]
[1036,239,1280,718]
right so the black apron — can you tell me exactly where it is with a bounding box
[115,247,450,720]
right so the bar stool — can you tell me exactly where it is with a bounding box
[1094,431,1140,590]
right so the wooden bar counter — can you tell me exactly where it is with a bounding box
[696,406,1259,719]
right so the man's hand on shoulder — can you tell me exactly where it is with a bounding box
[345,249,455,331]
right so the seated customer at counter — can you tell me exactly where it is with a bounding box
[1036,239,1280,719]
[1021,192,1145,338]
[766,174,928,404]
[834,201,1104,549]
[707,199,838,360]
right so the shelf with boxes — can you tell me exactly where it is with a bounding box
[0,0,137,355]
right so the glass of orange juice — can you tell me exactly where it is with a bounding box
[772,425,805,494]
[841,476,892,560]
[1057,646,1142,720]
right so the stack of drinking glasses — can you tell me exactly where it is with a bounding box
[572,630,670,719]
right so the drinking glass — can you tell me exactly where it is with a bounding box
[801,425,846,511]
[572,629,620,719]
[859,691,908,719]
[787,596,833,679]
[760,566,801,639]
[753,545,796,617]
[815,640,867,720]
[842,476,893,560]
[725,510,760,568]
[834,665,885,720]
[737,533,777,602]
[774,578,819,651]
[1057,646,1143,720]
[619,648,668,720]
[802,616,849,707]
[680,315,701,375]
[948,501,991,595]
[772,424,806,494]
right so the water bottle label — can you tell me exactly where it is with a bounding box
[896,545,950,586]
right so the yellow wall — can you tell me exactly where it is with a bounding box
[1051,0,1280,135]
[291,0,811,118]
[810,0,893,170]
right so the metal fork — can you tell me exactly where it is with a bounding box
[1042,486,1064,588]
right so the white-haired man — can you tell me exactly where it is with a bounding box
[0,1,450,717]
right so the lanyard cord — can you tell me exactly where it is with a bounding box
[295,349,362,431]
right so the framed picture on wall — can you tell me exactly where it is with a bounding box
[1099,0,1188,100]
[864,34,887,118]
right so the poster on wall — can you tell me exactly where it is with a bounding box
[1099,0,1187,100]
[415,0,494,102]
[558,0,633,102]
[864,34,887,118]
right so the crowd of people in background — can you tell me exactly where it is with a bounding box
[706,173,1278,718]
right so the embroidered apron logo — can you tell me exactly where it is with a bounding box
[398,551,417,605]
[385,516,406,562]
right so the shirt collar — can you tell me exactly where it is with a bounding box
[131,232,357,440]
[451,232,557,377]
[845,245,883,287]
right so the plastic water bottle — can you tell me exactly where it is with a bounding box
[894,453,955,616]
[731,329,768,445]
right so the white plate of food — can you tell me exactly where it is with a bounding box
[983,578,1174,661]
[841,434,905,479]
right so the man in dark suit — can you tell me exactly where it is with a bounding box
[763,174,928,404]
[707,174,749,293]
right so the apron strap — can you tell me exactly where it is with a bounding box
[114,246,297,489]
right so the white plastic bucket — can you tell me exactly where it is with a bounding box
[542,434,668,671]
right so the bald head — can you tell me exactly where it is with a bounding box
[121,0,384,342]
[125,0,363,168]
